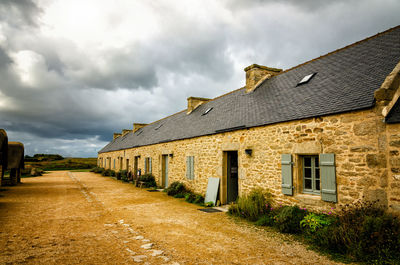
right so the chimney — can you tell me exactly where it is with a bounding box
[121,129,132,136]
[187,97,210,114]
[133,123,148,132]
[113,133,122,140]
[244,64,282,93]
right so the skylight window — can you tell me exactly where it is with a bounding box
[136,130,143,136]
[202,107,213,116]
[297,73,317,86]
[155,124,163,130]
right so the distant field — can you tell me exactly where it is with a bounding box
[25,158,97,171]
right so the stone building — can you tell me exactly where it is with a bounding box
[98,26,400,213]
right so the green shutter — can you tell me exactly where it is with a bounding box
[186,156,190,179]
[149,158,152,174]
[320,153,337,203]
[191,156,195,179]
[281,154,293,195]
[144,158,148,174]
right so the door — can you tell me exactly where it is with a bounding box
[227,151,239,203]
[134,156,139,179]
[162,155,169,188]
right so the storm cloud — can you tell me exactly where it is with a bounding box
[0,0,399,157]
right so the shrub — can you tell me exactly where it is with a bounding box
[309,200,400,263]
[274,205,307,233]
[102,169,112,176]
[255,214,275,227]
[165,181,187,196]
[139,174,157,188]
[228,189,272,221]
[301,213,334,233]
[110,170,116,177]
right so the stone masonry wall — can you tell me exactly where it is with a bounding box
[98,107,399,213]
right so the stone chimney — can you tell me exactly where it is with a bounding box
[122,129,132,136]
[244,64,282,93]
[113,133,122,140]
[133,123,148,132]
[187,97,210,114]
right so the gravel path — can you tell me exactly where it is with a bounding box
[0,171,345,264]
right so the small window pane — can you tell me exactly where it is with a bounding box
[305,168,312,178]
[315,157,319,167]
[305,179,312,189]
[315,168,320,179]
[315,180,320,191]
[304,157,311,167]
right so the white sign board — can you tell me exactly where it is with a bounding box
[205,177,220,206]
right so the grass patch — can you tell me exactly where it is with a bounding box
[25,157,97,171]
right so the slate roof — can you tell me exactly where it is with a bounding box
[386,99,400,123]
[99,26,400,154]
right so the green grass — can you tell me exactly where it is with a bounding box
[25,157,97,171]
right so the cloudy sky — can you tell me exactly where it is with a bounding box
[0,0,399,157]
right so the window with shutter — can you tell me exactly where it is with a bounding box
[144,158,148,174]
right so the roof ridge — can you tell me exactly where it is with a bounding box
[127,87,245,132]
[281,25,400,74]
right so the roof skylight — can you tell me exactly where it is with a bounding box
[297,73,317,86]
[202,107,213,116]
[154,124,163,130]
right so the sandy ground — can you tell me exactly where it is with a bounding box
[0,171,345,264]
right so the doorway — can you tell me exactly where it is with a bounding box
[162,155,169,188]
[226,151,238,203]
[134,156,139,180]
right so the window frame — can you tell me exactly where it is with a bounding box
[302,155,321,195]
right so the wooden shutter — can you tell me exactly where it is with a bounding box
[144,158,148,174]
[320,153,337,203]
[281,154,293,195]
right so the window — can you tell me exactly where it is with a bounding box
[144,157,152,174]
[281,153,337,202]
[186,156,195,180]
[297,73,316,86]
[302,156,320,194]
[202,107,213,116]
[113,159,116,169]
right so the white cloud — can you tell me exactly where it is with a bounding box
[0,0,399,157]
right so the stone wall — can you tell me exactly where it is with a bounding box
[98,106,400,213]
[387,122,400,212]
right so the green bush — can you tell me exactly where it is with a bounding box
[102,169,112,176]
[228,189,272,221]
[165,181,187,196]
[139,174,157,188]
[255,214,275,226]
[309,200,400,263]
[110,170,116,177]
[301,213,334,233]
[274,205,307,233]
[90,167,105,174]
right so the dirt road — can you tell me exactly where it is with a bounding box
[0,171,343,264]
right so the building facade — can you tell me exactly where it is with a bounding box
[98,26,400,213]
